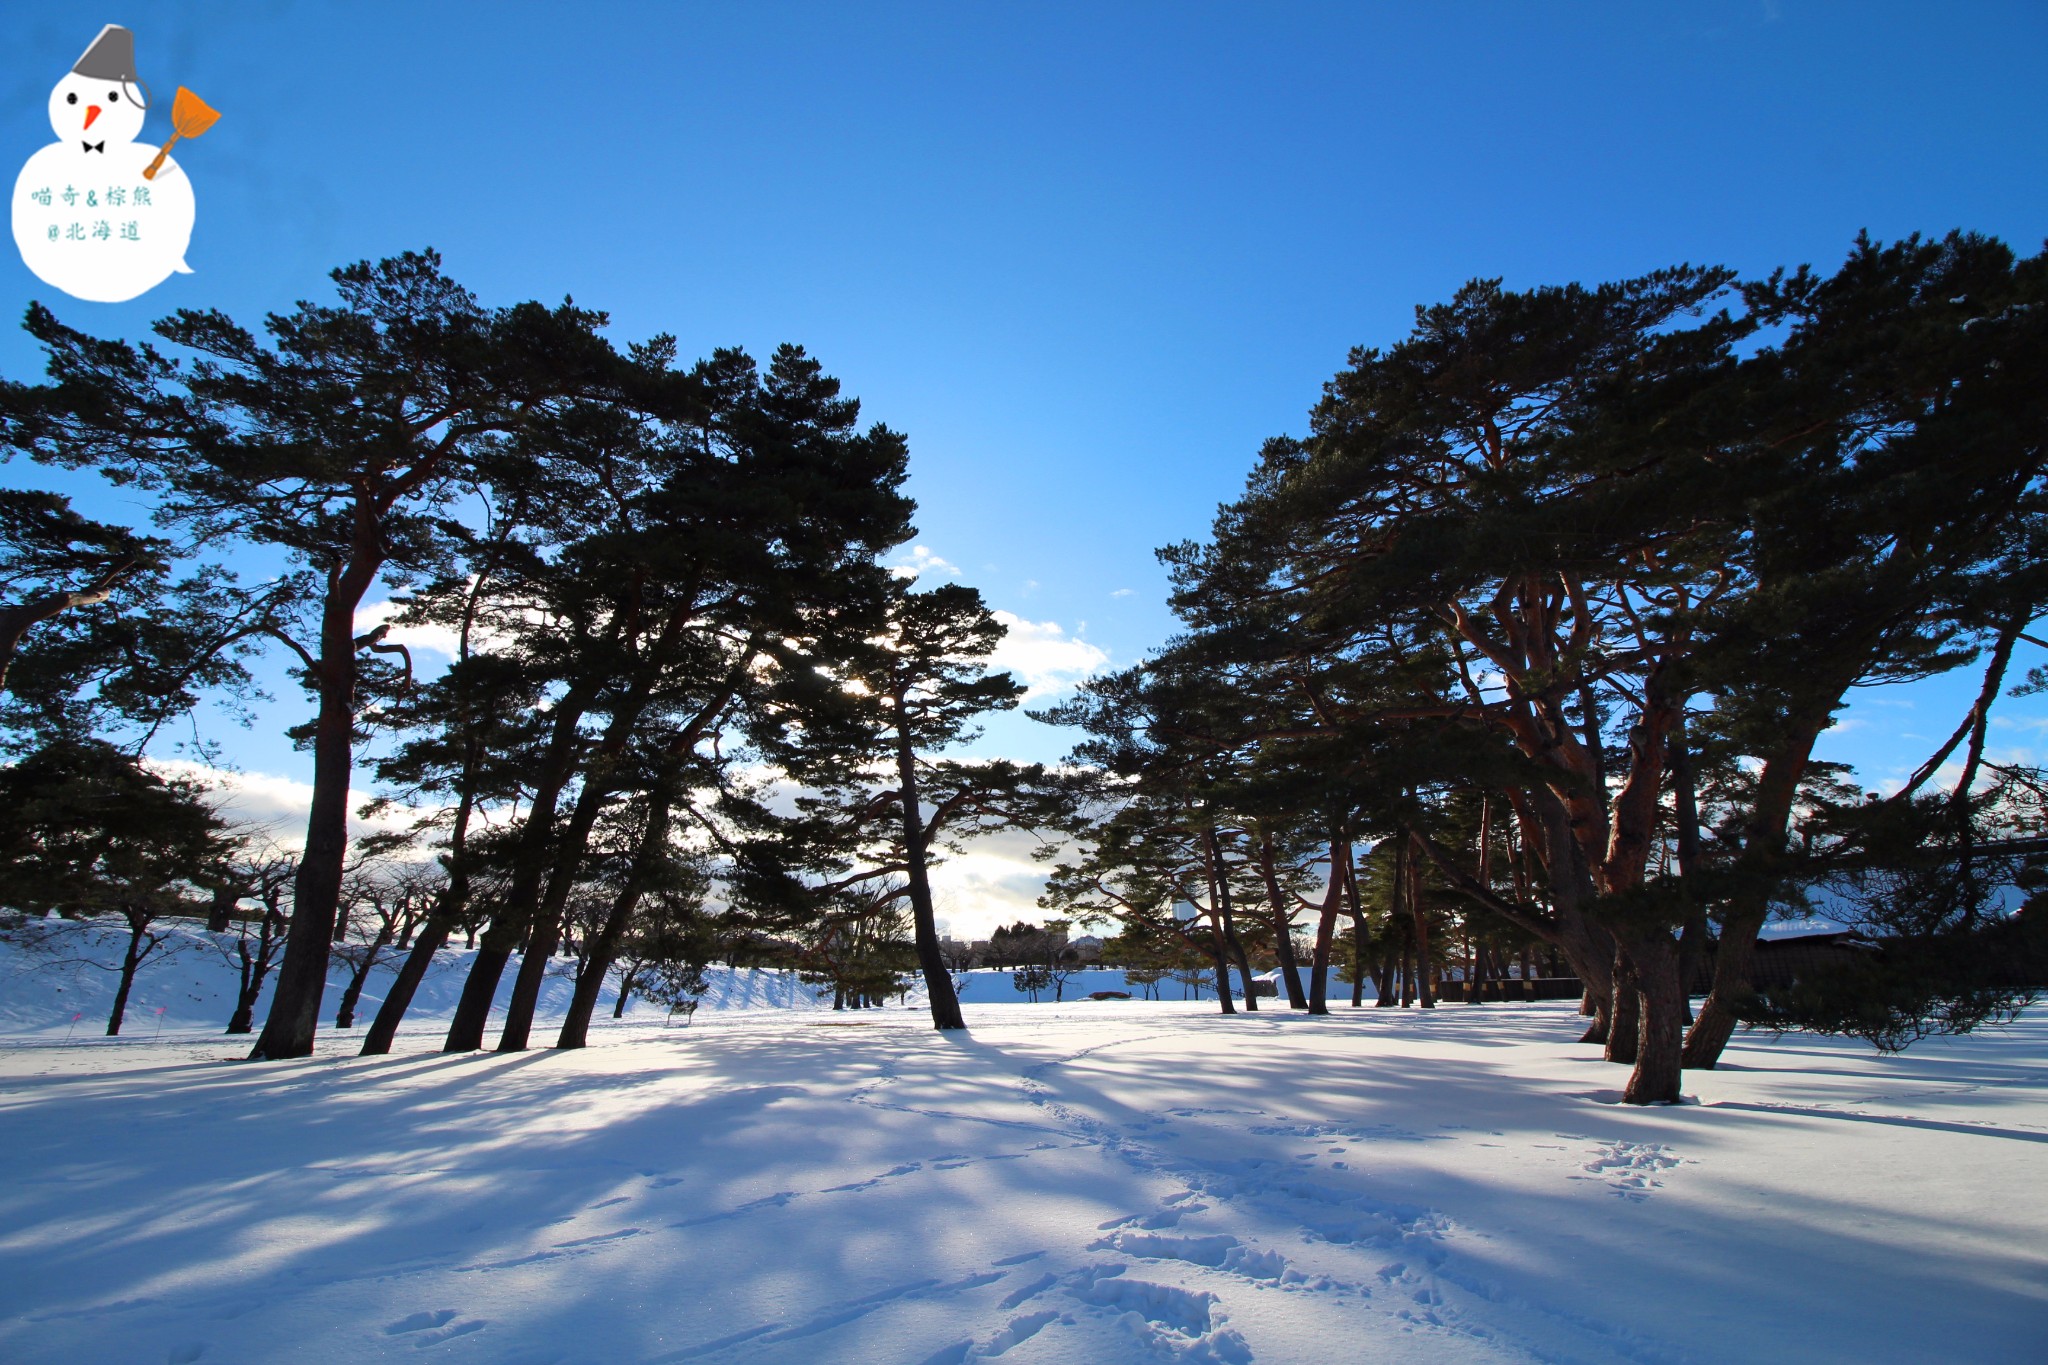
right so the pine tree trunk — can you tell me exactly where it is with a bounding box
[1671,717,1705,1025]
[444,944,513,1052]
[612,967,638,1019]
[1580,987,1610,1044]
[227,938,261,1034]
[442,683,599,1052]
[1405,836,1435,1009]
[1204,920,1237,1014]
[333,941,382,1030]
[1606,945,1640,1065]
[558,795,671,1050]
[1336,843,1370,1006]
[503,751,635,1050]
[1199,839,1239,1015]
[896,723,965,1030]
[497,913,562,1052]
[1683,709,1833,1068]
[1513,787,1617,1039]
[1675,913,1704,1025]
[361,917,449,1056]
[1351,930,1368,1006]
[251,573,374,1060]
[1622,933,1685,1104]
[107,916,146,1036]
[365,775,477,1056]
[1210,833,1258,1011]
[1306,832,1344,1015]
[1229,929,1258,1011]
[1256,828,1309,1009]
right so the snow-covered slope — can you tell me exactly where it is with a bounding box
[0,918,840,1037]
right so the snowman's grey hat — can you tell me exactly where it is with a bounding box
[72,24,150,109]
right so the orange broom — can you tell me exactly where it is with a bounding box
[142,87,220,181]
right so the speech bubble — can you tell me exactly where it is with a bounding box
[12,140,195,303]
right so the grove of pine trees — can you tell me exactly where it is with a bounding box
[1040,231,2048,1103]
[0,249,1038,1049]
[1,232,2044,1104]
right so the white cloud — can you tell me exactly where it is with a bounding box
[1110,588,1133,599]
[890,545,960,580]
[353,598,464,662]
[147,760,427,852]
[928,826,1060,939]
[989,611,1110,701]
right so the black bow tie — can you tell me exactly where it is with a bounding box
[81,140,104,153]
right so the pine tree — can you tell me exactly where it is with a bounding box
[2,251,625,1059]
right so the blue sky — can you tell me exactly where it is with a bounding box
[4,1,2046,792]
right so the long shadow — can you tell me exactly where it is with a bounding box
[1704,1100,2048,1143]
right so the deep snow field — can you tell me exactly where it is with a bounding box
[2,975,2045,1365]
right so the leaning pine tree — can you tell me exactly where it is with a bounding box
[806,583,1030,1031]
[0,251,624,1059]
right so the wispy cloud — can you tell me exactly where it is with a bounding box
[1110,588,1133,599]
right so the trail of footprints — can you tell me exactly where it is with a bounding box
[291,1034,1691,1363]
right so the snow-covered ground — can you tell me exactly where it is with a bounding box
[1,989,2043,1363]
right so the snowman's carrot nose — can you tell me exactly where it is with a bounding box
[84,105,101,130]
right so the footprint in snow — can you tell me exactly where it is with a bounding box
[825,1161,922,1193]
[976,1309,1063,1357]
[384,1309,487,1346]
[1092,1230,1289,1284]
[997,1272,1059,1310]
[552,1227,645,1248]
[1067,1264,1255,1362]
[1574,1140,1683,1199]
[385,1312,457,1335]
[921,1309,1064,1358]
